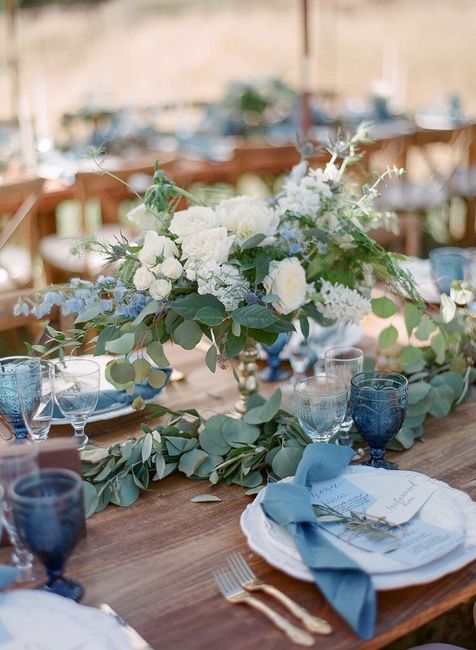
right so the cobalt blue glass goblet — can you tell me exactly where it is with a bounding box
[259,333,291,382]
[10,468,85,601]
[0,357,41,441]
[429,247,470,295]
[351,371,408,470]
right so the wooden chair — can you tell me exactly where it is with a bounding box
[0,177,44,292]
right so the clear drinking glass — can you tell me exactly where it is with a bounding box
[10,468,84,601]
[0,446,39,582]
[53,359,100,449]
[294,374,348,443]
[324,346,364,447]
[0,356,40,441]
[16,359,54,442]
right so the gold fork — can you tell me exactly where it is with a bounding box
[228,552,332,635]
[213,566,314,646]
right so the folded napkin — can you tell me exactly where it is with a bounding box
[0,565,19,644]
[260,443,376,639]
[53,368,171,419]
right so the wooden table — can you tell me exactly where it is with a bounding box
[2,340,475,650]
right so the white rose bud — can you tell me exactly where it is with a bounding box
[138,231,179,267]
[169,206,218,241]
[263,257,307,315]
[216,196,279,243]
[133,266,154,291]
[160,257,183,280]
[126,204,157,232]
[181,227,233,265]
[149,278,172,301]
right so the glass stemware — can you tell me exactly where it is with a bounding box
[16,359,54,442]
[0,446,39,582]
[259,333,291,382]
[351,371,408,470]
[53,359,100,449]
[10,468,84,601]
[0,356,41,441]
[324,346,364,447]
[429,247,470,295]
[294,374,348,443]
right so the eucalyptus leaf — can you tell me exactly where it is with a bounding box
[371,296,397,318]
[232,470,263,488]
[428,384,455,419]
[415,315,437,341]
[133,358,151,383]
[244,389,281,424]
[81,447,109,464]
[221,418,260,447]
[271,446,303,479]
[83,481,99,518]
[107,359,135,388]
[148,369,168,389]
[141,433,153,463]
[430,372,464,398]
[379,325,398,349]
[193,454,223,478]
[172,320,203,350]
[112,475,140,507]
[241,233,266,250]
[131,300,159,326]
[95,326,117,356]
[399,346,424,370]
[190,494,222,502]
[407,381,431,405]
[171,294,225,320]
[232,305,277,329]
[195,307,225,327]
[404,303,421,337]
[199,416,231,455]
[430,332,447,365]
[205,344,217,373]
[147,341,170,367]
[178,448,209,477]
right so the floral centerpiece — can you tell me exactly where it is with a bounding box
[18,135,418,395]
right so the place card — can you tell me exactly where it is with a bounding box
[310,476,464,568]
[366,475,437,525]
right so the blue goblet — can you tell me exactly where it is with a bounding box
[0,357,41,441]
[429,247,470,295]
[351,371,408,470]
[10,468,85,601]
[259,333,291,382]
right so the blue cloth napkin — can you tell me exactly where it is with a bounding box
[53,368,172,419]
[260,443,376,639]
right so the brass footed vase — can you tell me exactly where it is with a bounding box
[234,340,259,417]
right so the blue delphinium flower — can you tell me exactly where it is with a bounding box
[288,243,302,255]
[279,227,298,241]
[62,297,85,316]
[13,302,30,317]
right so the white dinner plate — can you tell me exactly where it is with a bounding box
[403,258,441,304]
[241,466,476,590]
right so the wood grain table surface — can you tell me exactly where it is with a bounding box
[1,332,476,650]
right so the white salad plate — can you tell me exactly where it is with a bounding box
[241,466,476,590]
[403,258,440,304]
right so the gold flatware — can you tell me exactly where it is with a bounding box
[228,552,332,635]
[213,566,314,646]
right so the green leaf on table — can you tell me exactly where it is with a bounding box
[105,332,135,355]
[155,454,177,480]
[403,413,426,428]
[379,325,398,349]
[172,320,203,349]
[107,359,135,388]
[232,471,263,488]
[148,369,168,389]
[81,447,109,464]
[407,381,431,405]
[199,415,231,456]
[112,475,140,507]
[141,433,153,463]
[147,341,170,367]
[406,398,431,418]
[404,303,421,337]
[244,389,281,424]
[205,344,217,372]
[193,454,223,478]
[195,306,225,327]
[178,448,209,477]
[449,356,467,373]
[132,358,151,383]
[430,332,447,365]
[394,426,418,450]
[83,481,99,518]
[271,447,303,479]
[428,384,455,419]
[222,418,260,447]
[399,346,424,371]
[415,316,437,341]
[371,296,397,318]
[131,300,159,326]
[170,294,225,320]
[232,304,277,329]
[190,494,222,503]
[241,233,266,250]
[430,372,465,399]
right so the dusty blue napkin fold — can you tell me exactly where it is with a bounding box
[53,368,172,419]
[0,565,18,644]
[260,443,376,640]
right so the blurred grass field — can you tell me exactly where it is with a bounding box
[0,0,475,126]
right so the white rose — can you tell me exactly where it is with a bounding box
[216,196,279,243]
[133,266,154,291]
[126,204,157,232]
[159,257,183,280]
[263,257,307,315]
[181,227,233,265]
[149,278,172,301]
[169,206,218,241]
[138,231,179,267]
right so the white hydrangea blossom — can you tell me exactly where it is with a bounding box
[316,280,371,324]
[276,162,335,218]
[192,263,250,312]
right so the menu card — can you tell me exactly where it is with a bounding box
[310,476,464,568]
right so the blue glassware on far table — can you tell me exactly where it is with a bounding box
[0,357,41,441]
[10,468,84,601]
[429,247,470,295]
[351,371,408,470]
[259,333,291,382]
